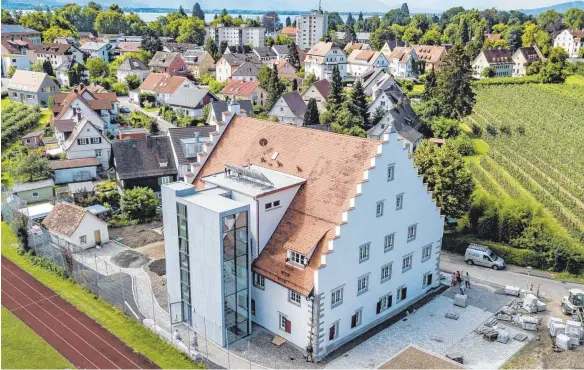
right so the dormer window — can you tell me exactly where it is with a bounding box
[288,250,307,267]
[185,143,197,157]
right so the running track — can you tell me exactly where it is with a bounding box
[1,256,159,369]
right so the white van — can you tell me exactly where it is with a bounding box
[464,244,506,270]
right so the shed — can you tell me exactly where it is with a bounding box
[21,131,44,149]
[12,179,55,203]
[48,158,100,184]
[118,127,149,140]
[42,202,109,249]
[86,204,109,216]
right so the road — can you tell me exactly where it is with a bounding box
[117,96,176,133]
[440,251,583,303]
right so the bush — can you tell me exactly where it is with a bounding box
[111,82,129,95]
[470,122,483,137]
[120,187,159,221]
[473,75,541,85]
[138,92,156,107]
[27,252,69,279]
[125,74,142,90]
[451,134,476,156]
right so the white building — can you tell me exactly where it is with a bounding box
[472,49,513,79]
[267,91,306,126]
[205,25,266,48]
[347,50,389,78]
[80,42,110,62]
[58,119,112,170]
[116,57,150,82]
[296,11,328,50]
[42,202,109,249]
[161,111,444,359]
[304,42,347,81]
[387,47,419,78]
[553,29,584,58]
[28,43,85,69]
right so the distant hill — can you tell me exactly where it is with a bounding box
[519,1,584,16]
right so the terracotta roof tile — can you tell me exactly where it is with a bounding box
[221,80,264,98]
[48,157,100,170]
[195,116,380,295]
[139,73,189,94]
[42,202,89,236]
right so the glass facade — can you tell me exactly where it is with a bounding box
[177,203,191,324]
[222,211,249,345]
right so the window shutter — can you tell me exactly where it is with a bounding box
[376,300,382,314]
[158,177,162,186]
[329,326,335,340]
[389,295,393,308]
[285,319,291,334]
[428,273,433,285]
[351,314,357,328]
[402,287,407,300]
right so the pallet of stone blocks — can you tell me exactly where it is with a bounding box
[565,320,583,342]
[556,333,572,351]
[496,328,510,344]
[454,294,467,308]
[521,316,539,331]
[522,293,539,313]
[504,285,520,297]
[548,317,564,330]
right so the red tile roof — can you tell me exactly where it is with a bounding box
[139,73,189,94]
[48,157,100,170]
[280,27,298,36]
[221,80,264,98]
[42,202,89,236]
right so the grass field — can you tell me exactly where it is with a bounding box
[464,83,584,249]
[1,307,74,369]
[0,222,203,369]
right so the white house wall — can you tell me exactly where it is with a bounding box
[54,213,109,249]
[61,98,107,131]
[53,166,97,184]
[269,97,303,126]
[65,123,111,169]
[314,131,444,358]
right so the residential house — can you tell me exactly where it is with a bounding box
[112,135,177,192]
[215,52,261,82]
[57,118,112,169]
[28,43,85,69]
[54,59,89,87]
[206,99,253,125]
[118,127,149,140]
[220,80,267,106]
[370,73,401,99]
[167,87,218,117]
[387,47,419,78]
[148,51,187,76]
[253,47,277,64]
[361,68,390,96]
[280,27,298,38]
[52,83,119,133]
[337,32,371,45]
[269,60,298,80]
[161,113,444,356]
[347,50,389,77]
[553,29,584,58]
[512,46,545,77]
[380,41,406,60]
[344,42,372,53]
[413,45,450,72]
[268,91,306,126]
[21,131,44,148]
[304,42,347,81]
[485,33,502,41]
[42,202,109,249]
[116,57,150,82]
[54,37,80,47]
[7,70,59,106]
[116,41,142,56]
[472,49,513,78]
[48,157,100,184]
[296,11,328,50]
[162,42,197,53]
[205,25,266,48]
[301,79,329,113]
[231,61,263,82]
[271,45,289,60]
[1,39,32,77]
[183,50,215,79]
[1,24,41,44]
[136,73,197,105]
[79,42,110,62]
[166,126,219,178]
[12,179,55,203]
[368,81,405,116]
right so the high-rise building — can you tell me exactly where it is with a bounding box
[295,11,328,50]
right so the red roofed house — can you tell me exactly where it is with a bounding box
[219,79,267,106]
[148,51,187,76]
[43,202,109,248]
[160,112,444,358]
[280,26,298,38]
[413,45,451,71]
[135,72,197,105]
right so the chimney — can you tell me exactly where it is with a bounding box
[184,171,195,184]
[228,97,240,115]
[146,133,152,148]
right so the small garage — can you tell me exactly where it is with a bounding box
[48,158,100,184]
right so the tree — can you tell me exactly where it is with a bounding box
[31,60,44,72]
[431,117,461,138]
[42,59,54,76]
[178,5,187,17]
[19,8,51,32]
[94,8,128,34]
[262,11,281,33]
[371,106,386,125]
[301,73,317,91]
[419,29,441,45]
[349,79,369,128]
[564,8,584,30]
[176,17,205,44]
[403,26,423,44]
[287,41,301,71]
[291,78,298,91]
[434,45,475,119]
[537,9,563,31]
[7,65,16,78]
[346,13,355,30]
[141,29,162,54]
[458,20,470,44]
[219,40,228,56]
[42,26,75,43]
[413,141,474,219]
[482,66,496,78]
[504,25,523,52]
[192,3,205,20]
[274,35,292,45]
[343,26,357,47]
[125,74,141,90]
[2,9,17,24]
[266,67,283,110]
[126,13,147,35]
[9,150,51,183]
[303,98,319,126]
[539,46,568,83]
[205,38,219,60]
[328,64,343,110]
[422,69,437,101]
[111,81,129,95]
[370,27,396,51]
[327,12,344,31]
[120,187,159,221]
[579,48,584,58]
[285,16,291,27]
[258,65,272,90]
[85,58,109,79]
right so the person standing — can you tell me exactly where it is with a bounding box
[451,272,457,287]
[465,272,471,288]
[456,271,462,285]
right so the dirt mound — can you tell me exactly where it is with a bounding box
[149,259,166,276]
[110,250,149,268]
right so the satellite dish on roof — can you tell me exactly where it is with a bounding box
[259,138,268,147]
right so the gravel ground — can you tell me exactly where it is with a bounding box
[109,221,164,248]
[110,250,149,268]
[146,260,169,312]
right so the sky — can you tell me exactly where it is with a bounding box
[379,0,565,11]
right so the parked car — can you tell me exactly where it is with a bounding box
[119,106,131,114]
[464,244,506,270]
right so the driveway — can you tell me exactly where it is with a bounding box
[117,96,176,133]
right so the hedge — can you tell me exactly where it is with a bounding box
[473,75,541,86]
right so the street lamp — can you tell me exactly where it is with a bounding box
[526,266,532,293]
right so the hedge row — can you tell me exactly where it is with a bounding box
[473,75,541,86]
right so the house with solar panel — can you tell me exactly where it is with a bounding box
[160,100,444,359]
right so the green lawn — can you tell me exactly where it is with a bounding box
[143,106,159,112]
[1,222,203,369]
[566,74,584,85]
[1,307,74,369]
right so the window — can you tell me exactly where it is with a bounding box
[351,309,362,328]
[396,285,407,303]
[77,138,89,145]
[289,251,307,266]
[376,201,384,217]
[160,176,172,185]
[381,263,392,283]
[253,272,265,289]
[185,143,197,157]
[423,272,433,288]
[357,275,369,295]
[289,289,302,306]
[388,164,395,182]
[279,314,291,333]
[402,253,413,273]
[384,233,395,252]
[396,194,403,210]
[265,202,272,210]
[422,244,432,262]
[329,321,339,340]
[359,243,370,263]
[95,149,102,157]
[407,224,417,242]
[376,294,393,314]
[331,287,343,308]
[79,235,87,244]
[265,200,280,210]
[273,200,280,207]
[32,192,39,198]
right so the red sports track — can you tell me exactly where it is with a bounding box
[1,256,159,369]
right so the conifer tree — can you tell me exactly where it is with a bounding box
[303,98,319,126]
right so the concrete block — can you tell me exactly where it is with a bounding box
[504,286,520,296]
[536,300,547,312]
[556,333,570,351]
[522,322,537,331]
[454,294,467,308]
[524,293,538,305]
[548,317,564,329]
[550,323,566,337]
[497,329,510,344]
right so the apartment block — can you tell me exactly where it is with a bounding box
[295,11,328,50]
[205,25,266,48]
